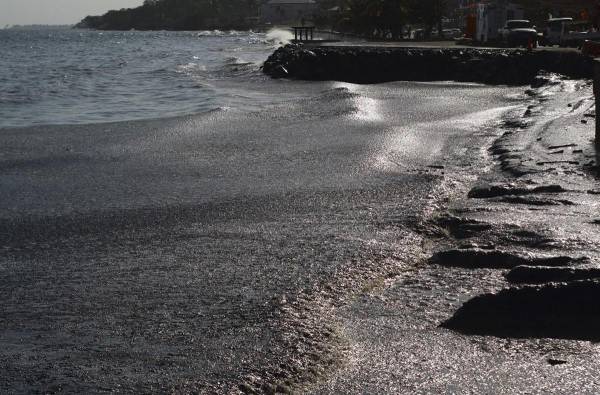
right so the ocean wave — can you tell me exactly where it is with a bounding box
[175,62,208,74]
[224,56,249,65]
[0,29,273,128]
[0,94,36,105]
[265,28,293,46]
[197,30,258,38]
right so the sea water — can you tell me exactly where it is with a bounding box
[0,28,292,127]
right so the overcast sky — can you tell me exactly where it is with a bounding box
[1,0,145,26]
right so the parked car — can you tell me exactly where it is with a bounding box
[542,17,573,46]
[499,20,539,47]
[442,28,462,39]
[559,20,600,48]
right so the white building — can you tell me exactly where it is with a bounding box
[475,1,524,42]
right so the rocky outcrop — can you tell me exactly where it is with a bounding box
[442,281,600,341]
[263,45,594,85]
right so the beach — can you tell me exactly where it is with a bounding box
[315,75,600,393]
[1,29,600,393]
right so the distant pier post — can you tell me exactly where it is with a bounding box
[292,26,315,43]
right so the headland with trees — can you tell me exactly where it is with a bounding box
[75,0,595,40]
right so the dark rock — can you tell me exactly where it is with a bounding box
[276,384,292,394]
[503,120,528,129]
[467,184,567,199]
[507,229,555,249]
[547,358,568,366]
[537,160,579,165]
[548,144,577,149]
[435,215,492,239]
[262,47,593,85]
[442,281,600,341]
[272,65,289,78]
[429,249,584,270]
[459,243,496,250]
[530,74,553,88]
[505,265,600,284]
[239,383,256,393]
[495,196,575,206]
[302,50,317,58]
[261,383,277,395]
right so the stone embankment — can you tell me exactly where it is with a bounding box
[263,44,594,85]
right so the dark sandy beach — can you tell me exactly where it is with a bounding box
[2,36,600,393]
[0,79,526,392]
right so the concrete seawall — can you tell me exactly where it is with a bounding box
[263,44,594,85]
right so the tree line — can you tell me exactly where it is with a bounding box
[75,0,448,35]
[334,0,600,39]
[332,0,448,40]
[76,0,261,30]
[75,0,592,36]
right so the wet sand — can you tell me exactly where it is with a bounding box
[314,76,600,393]
[0,81,523,392]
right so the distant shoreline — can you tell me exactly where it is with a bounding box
[3,24,74,30]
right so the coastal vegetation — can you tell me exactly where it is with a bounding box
[75,0,594,39]
[335,0,596,39]
[336,0,447,40]
[75,0,447,37]
[76,0,261,30]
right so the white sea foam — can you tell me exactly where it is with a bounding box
[197,30,224,37]
[175,62,207,74]
[265,28,294,46]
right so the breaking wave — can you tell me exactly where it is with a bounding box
[265,28,294,46]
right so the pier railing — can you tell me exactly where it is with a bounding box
[292,26,314,42]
